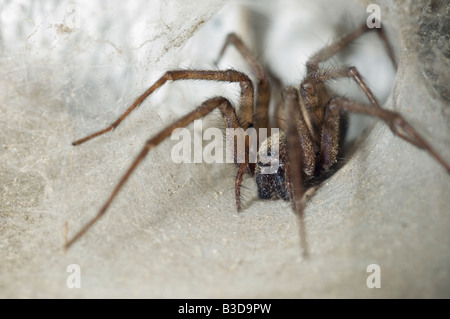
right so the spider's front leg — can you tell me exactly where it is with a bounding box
[303,66,382,109]
[282,87,313,257]
[306,22,397,73]
[66,96,245,250]
[321,97,450,173]
[67,69,257,250]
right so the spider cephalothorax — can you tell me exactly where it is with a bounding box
[256,131,289,201]
[65,22,450,256]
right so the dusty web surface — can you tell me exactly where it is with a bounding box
[1,0,449,298]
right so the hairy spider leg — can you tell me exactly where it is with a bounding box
[306,22,398,73]
[66,97,244,250]
[72,70,254,145]
[216,33,271,133]
[322,97,450,173]
[303,66,382,108]
[68,69,260,250]
[301,65,386,170]
[283,87,309,257]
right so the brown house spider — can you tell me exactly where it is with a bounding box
[64,23,450,255]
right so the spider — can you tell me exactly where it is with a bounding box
[64,22,450,255]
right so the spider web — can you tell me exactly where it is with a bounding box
[1,0,449,298]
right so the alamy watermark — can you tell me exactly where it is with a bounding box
[65,4,81,29]
[366,264,381,288]
[66,264,81,288]
[170,120,280,174]
[366,4,381,28]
